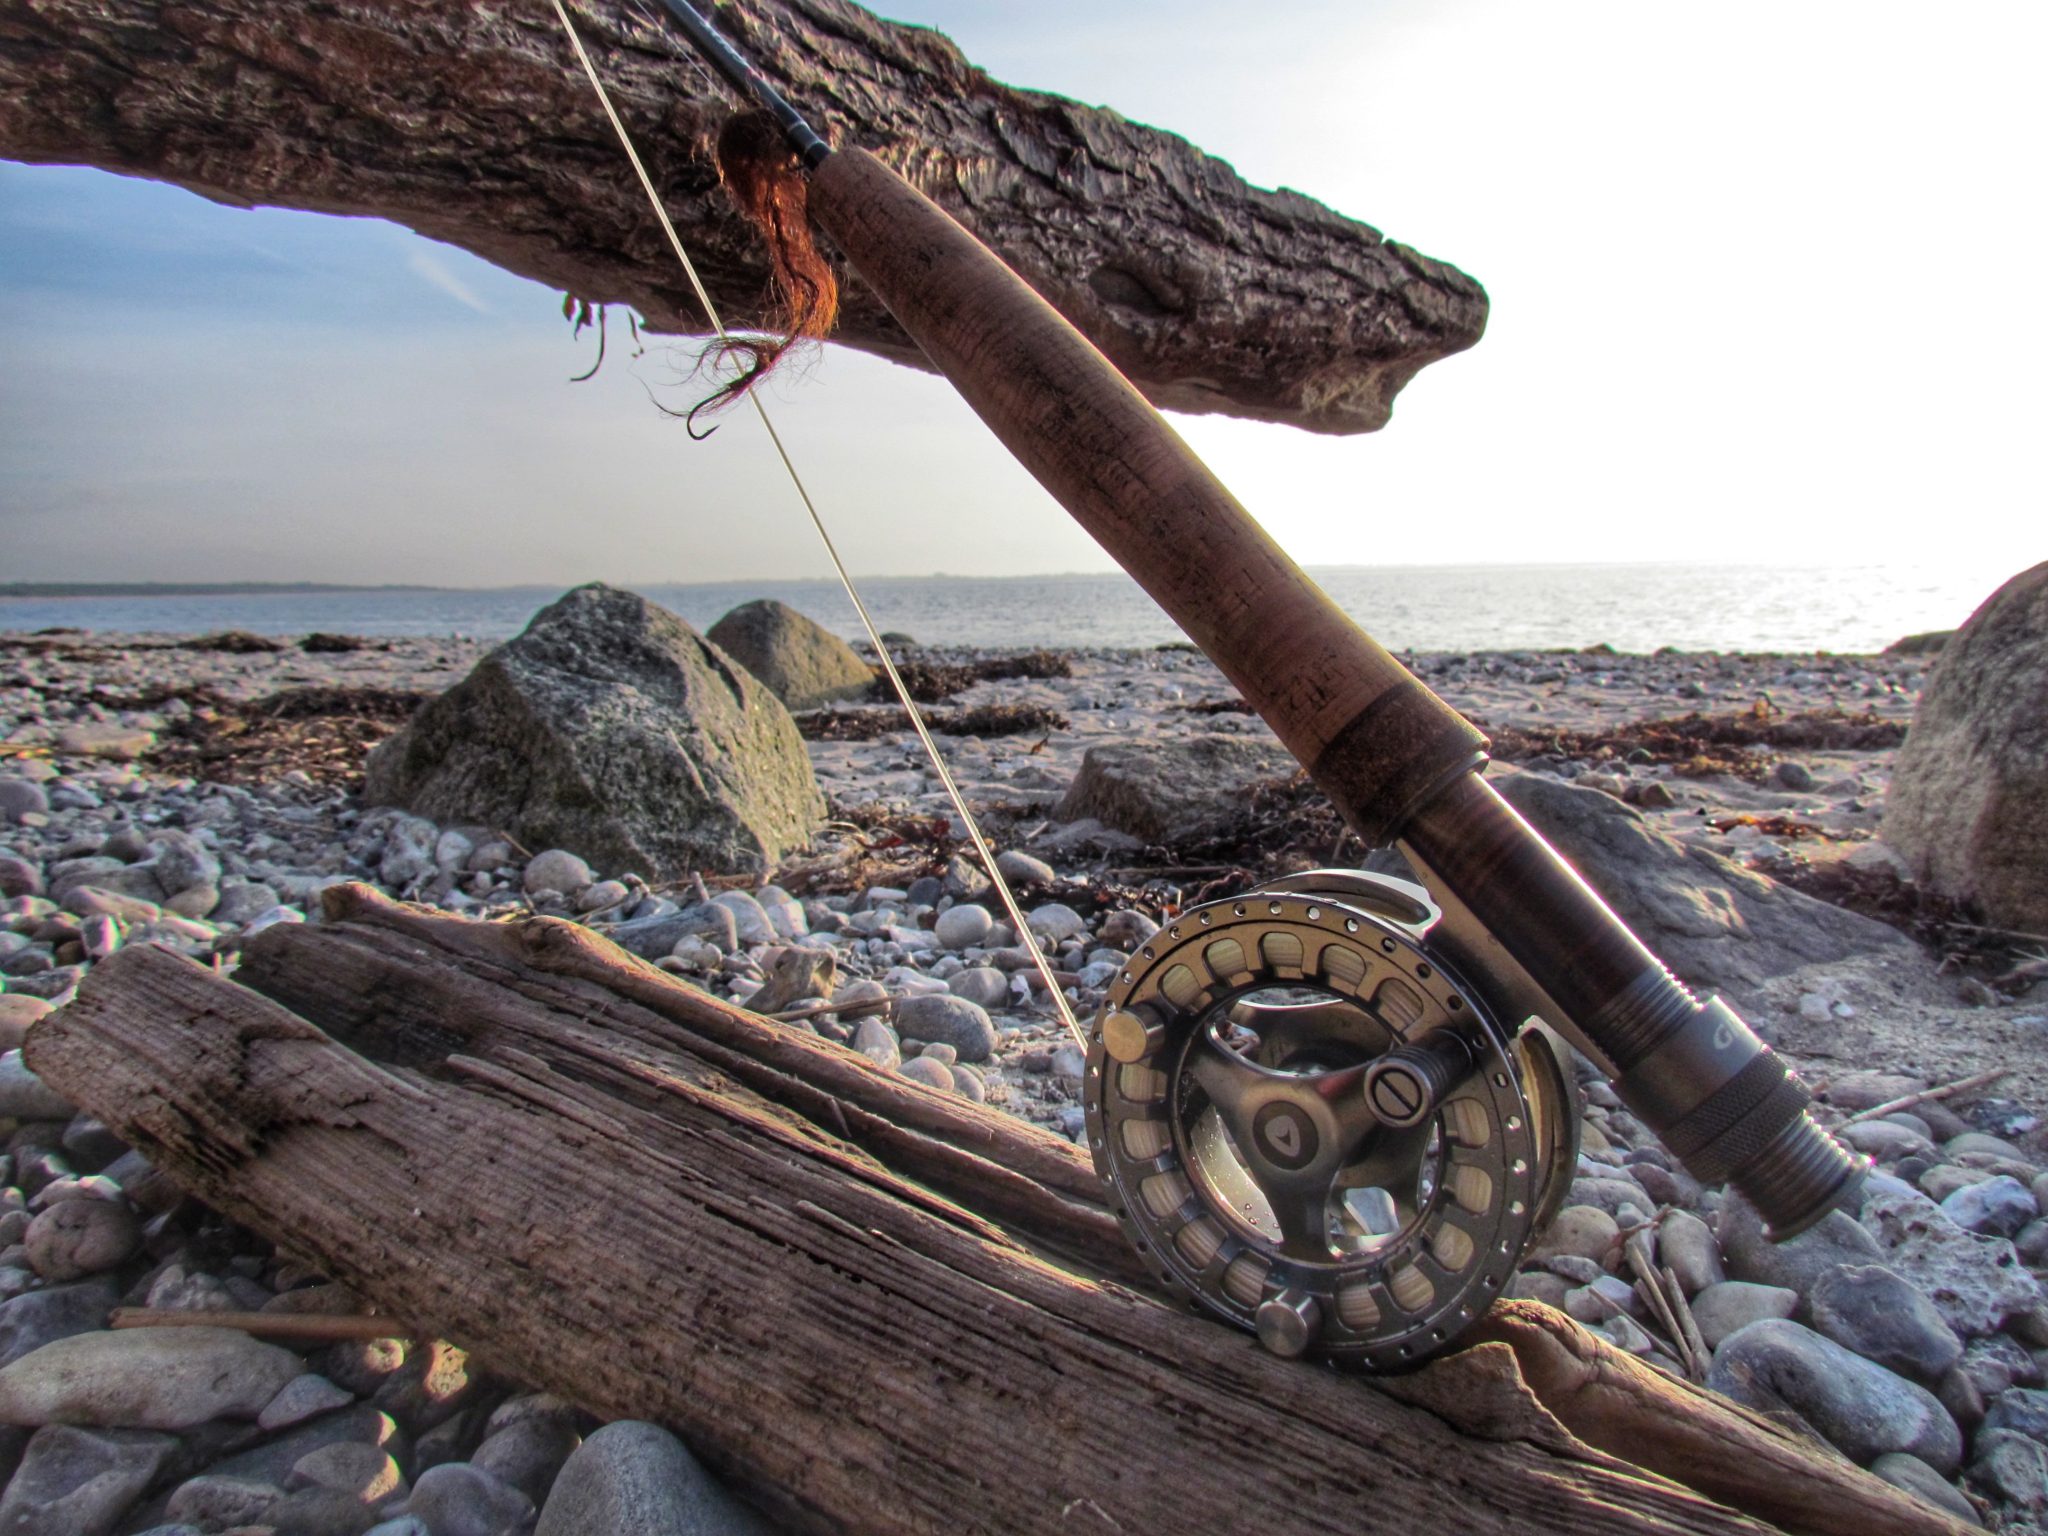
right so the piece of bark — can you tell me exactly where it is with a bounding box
[33,942,1972,1536]
[0,0,1484,434]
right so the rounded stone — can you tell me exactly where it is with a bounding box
[1025,902,1087,942]
[523,850,594,896]
[471,1414,583,1503]
[1658,1209,1725,1295]
[1809,1264,1963,1383]
[1943,1175,2040,1238]
[898,1057,955,1091]
[945,967,1010,1010]
[933,903,993,951]
[1527,1205,1619,1267]
[1720,1191,1883,1294]
[993,850,1054,887]
[1708,1318,1963,1473]
[535,1419,778,1536]
[23,1198,140,1281]
[1691,1281,1800,1350]
[1868,1451,1981,1522]
[289,1440,408,1505]
[0,1325,305,1429]
[392,1462,533,1536]
[890,994,997,1063]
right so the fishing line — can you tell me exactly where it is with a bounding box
[549,0,1087,1048]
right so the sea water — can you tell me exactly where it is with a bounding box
[0,562,2018,655]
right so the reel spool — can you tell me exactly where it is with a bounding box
[1085,870,1580,1368]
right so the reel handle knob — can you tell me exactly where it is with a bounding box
[1256,1290,1324,1358]
[1102,1006,1167,1064]
[1362,1030,1476,1129]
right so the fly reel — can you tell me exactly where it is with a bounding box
[1084,870,1580,1368]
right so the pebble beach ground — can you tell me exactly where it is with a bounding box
[3,627,2045,1534]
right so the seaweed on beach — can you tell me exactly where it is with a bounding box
[301,632,379,653]
[864,651,1073,704]
[179,630,285,654]
[795,703,1069,741]
[1753,850,2042,990]
[1486,708,1907,782]
[148,685,429,791]
[1177,697,1257,716]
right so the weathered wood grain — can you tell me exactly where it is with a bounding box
[0,0,1485,433]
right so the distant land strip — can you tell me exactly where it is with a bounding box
[0,583,440,598]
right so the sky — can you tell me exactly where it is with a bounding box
[1,0,2042,590]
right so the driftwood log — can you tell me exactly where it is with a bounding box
[25,885,1969,1536]
[0,0,1484,434]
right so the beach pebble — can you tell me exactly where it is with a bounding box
[0,854,42,898]
[0,779,49,822]
[1025,902,1087,943]
[1508,1271,1572,1309]
[1868,1451,1982,1521]
[755,885,807,939]
[289,1439,409,1506]
[211,880,283,927]
[710,890,776,946]
[0,995,53,1051]
[0,1325,304,1429]
[23,1197,140,1281]
[1658,1210,1724,1294]
[1809,1264,1963,1383]
[1943,1175,2040,1238]
[472,1414,583,1504]
[933,903,993,951]
[946,967,1009,1010]
[1720,1192,1882,1293]
[1972,1430,2048,1516]
[391,1462,534,1536]
[1707,1318,1962,1473]
[828,978,889,1018]
[535,1419,778,1536]
[259,1373,356,1432]
[891,994,997,1063]
[1843,1119,1938,1163]
[1861,1189,2043,1336]
[0,1278,121,1369]
[1691,1281,1800,1349]
[576,879,631,913]
[1528,1206,1618,1267]
[949,1064,988,1103]
[165,1473,286,1529]
[1564,1275,1639,1324]
[993,850,1054,887]
[0,1423,177,1536]
[524,849,593,896]
[852,1017,900,1071]
[1097,908,1161,949]
[53,724,154,761]
[0,1051,74,1120]
[898,1057,955,1091]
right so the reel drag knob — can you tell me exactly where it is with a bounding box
[1363,1030,1476,1129]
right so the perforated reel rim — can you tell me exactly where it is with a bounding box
[1084,879,1544,1369]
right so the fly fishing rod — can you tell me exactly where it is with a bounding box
[640,0,1865,1366]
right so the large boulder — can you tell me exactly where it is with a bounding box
[1884,562,2048,933]
[1493,769,1907,994]
[1054,737,1297,846]
[706,599,873,711]
[364,585,824,878]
